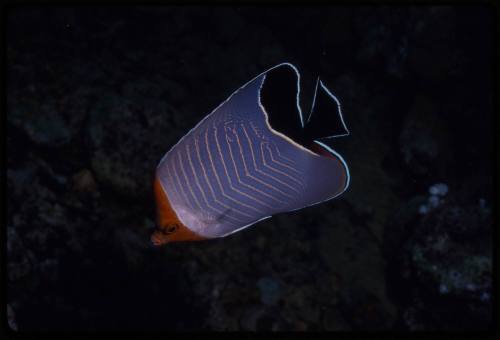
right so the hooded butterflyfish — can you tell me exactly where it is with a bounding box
[151,62,350,246]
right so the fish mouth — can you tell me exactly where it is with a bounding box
[151,228,169,246]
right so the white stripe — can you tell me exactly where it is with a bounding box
[317,79,350,138]
[313,140,350,194]
[157,62,352,230]
[219,215,272,237]
[279,139,350,215]
[258,74,320,157]
[307,76,320,124]
[157,62,305,168]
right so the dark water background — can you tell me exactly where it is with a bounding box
[6,6,495,331]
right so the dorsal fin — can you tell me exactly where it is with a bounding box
[260,63,304,142]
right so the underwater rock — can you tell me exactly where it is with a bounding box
[71,169,98,194]
[407,7,457,45]
[7,161,77,329]
[400,189,492,329]
[292,319,309,331]
[114,228,150,268]
[7,225,33,282]
[7,71,90,147]
[402,298,426,331]
[419,182,449,215]
[257,277,282,306]
[239,306,266,331]
[239,305,286,331]
[399,96,451,177]
[206,302,233,331]
[211,8,245,45]
[9,98,78,147]
[429,183,448,196]
[7,6,492,331]
[406,8,467,81]
[88,81,182,198]
[315,206,397,329]
[6,153,106,305]
[321,306,350,331]
[408,44,466,81]
[181,209,349,331]
[353,8,412,79]
[338,285,393,330]
[7,304,18,331]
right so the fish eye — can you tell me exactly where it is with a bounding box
[165,224,179,234]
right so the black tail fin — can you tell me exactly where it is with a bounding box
[303,78,349,140]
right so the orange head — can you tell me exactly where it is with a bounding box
[151,176,206,246]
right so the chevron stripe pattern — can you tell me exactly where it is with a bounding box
[157,70,348,238]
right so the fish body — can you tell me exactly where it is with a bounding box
[152,63,350,246]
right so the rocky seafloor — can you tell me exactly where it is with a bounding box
[6,6,494,331]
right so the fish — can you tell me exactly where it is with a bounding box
[151,62,350,246]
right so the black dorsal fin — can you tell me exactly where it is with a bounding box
[260,63,303,142]
[303,78,349,140]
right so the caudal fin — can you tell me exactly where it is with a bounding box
[303,78,349,140]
